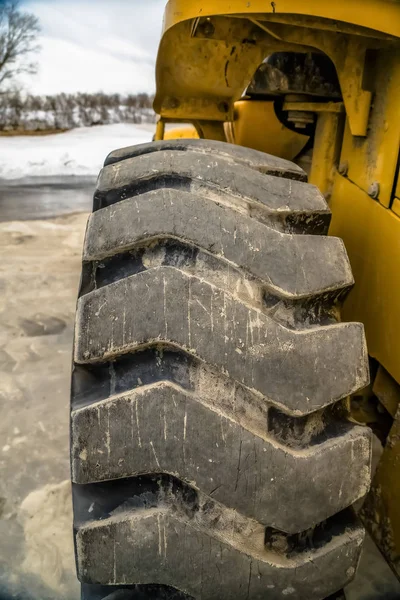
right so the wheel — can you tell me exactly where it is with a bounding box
[71,139,371,600]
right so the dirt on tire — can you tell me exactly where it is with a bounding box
[71,139,371,600]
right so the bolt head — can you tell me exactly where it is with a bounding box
[165,97,180,110]
[368,182,380,199]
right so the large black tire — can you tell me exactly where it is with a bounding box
[71,139,371,600]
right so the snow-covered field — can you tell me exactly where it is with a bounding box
[0,123,153,180]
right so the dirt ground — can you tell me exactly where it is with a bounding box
[0,213,86,600]
[0,211,399,600]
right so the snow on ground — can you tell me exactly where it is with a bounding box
[0,123,153,180]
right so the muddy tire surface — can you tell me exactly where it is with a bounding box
[71,139,372,599]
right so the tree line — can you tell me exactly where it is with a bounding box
[0,92,155,131]
[0,3,156,131]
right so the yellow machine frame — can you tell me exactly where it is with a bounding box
[154,0,400,577]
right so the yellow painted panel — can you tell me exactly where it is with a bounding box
[154,17,272,118]
[164,126,199,140]
[339,49,400,207]
[227,100,308,160]
[163,1,400,38]
[329,175,400,386]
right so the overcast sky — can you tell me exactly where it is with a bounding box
[21,0,165,95]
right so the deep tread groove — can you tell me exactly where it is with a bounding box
[71,380,370,531]
[73,473,358,556]
[75,266,368,415]
[84,188,352,300]
[75,473,364,599]
[93,171,330,236]
[72,347,349,447]
[93,150,329,230]
[71,348,193,411]
[73,139,371,599]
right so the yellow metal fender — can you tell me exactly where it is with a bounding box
[162,1,400,39]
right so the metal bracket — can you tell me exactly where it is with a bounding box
[329,39,372,137]
[282,101,345,113]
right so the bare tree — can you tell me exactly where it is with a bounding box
[0,0,40,91]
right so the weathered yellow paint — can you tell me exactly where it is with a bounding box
[157,100,309,160]
[163,125,199,140]
[282,101,344,114]
[308,111,343,198]
[225,100,309,160]
[154,120,165,141]
[154,15,285,126]
[329,175,400,386]
[155,7,399,140]
[339,49,400,208]
[163,1,400,38]
[193,120,226,141]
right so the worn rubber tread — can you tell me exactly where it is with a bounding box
[72,139,371,599]
[84,188,353,299]
[71,381,370,532]
[76,498,364,600]
[104,138,307,182]
[80,584,193,600]
[94,151,327,222]
[75,266,368,415]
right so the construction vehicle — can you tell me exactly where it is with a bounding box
[70,2,400,598]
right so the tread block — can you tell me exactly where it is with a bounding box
[72,382,371,532]
[104,138,307,182]
[75,267,368,415]
[84,189,353,299]
[95,150,327,218]
[76,489,364,599]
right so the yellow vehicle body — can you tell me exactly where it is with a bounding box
[164,100,309,160]
[162,124,199,140]
[154,0,400,577]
